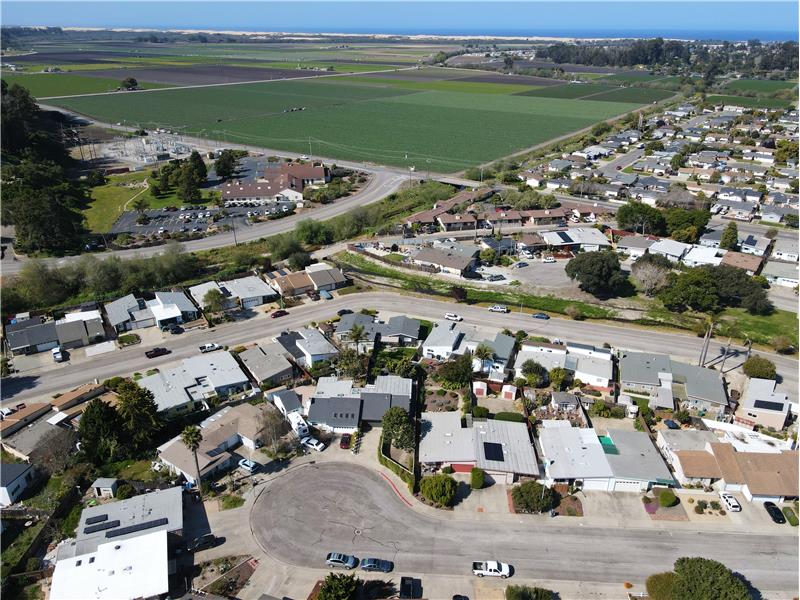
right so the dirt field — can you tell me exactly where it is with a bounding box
[9,51,168,64]
[78,65,321,85]
[455,73,563,86]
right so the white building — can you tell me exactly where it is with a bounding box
[649,239,691,262]
[513,341,613,389]
[421,321,464,361]
[682,245,726,267]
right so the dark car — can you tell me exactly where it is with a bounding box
[271,310,289,319]
[187,534,218,552]
[339,433,352,449]
[531,312,550,320]
[168,324,183,335]
[664,419,680,430]
[145,347,171,359]
[337,309,353,317]
[361,558,393,573]
[399,577,420,599]
[764,501,786,524]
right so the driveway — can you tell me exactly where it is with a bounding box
[249,462,798,593]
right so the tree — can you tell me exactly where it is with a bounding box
[506,586,555,600]
[565,251,628,297]
[347,323,367,355]
[470,467,485,490]
[742,355,776,380]
[29,427,76,475]
[632,259,671,296]
[646,572,677,600]
[659,270,720,313]
[719,222,738,250]
[318,572,359,600]
[177,165,201,203]
[521,360,547,388]
[259,406,285,454]
[511,481,559,513]
[616,201,665,235]
[120,77,138,90]
[287,251,312,271]
[188,150,208,181]
[131,195,150,216]
[473,343,494,374]
[295,219,333,245]
[548,367,569,391]
[78,398,123,465]
[214,150,239,180]
[450,286,467,302]
[115,380,161,454]
[336,347,365,379]
[437,351,473,388]
[479,248,497,265]
[670,225,698,243]
[203,288,226,314]
[419,473,457,507]
[180,426,204,491]
[381,406,414,451]
[671,557,749,600]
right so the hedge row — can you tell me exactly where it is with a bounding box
[377,435,416,493]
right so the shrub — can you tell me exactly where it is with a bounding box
[672,557,750,600]
[646,571,677,600]
[436,388,447,396]
[688,497,694,504]
[697,499,708,510]
[564,305,583,320]
[694,504,704,514]
[470,467,485,490]
[710,500,721,511]
[115,483,135,500]
[772,335,795,354]
[719,509,726,516]
[25,557,41,572]
[419,473,457,507]
[441,465,454,474]
[659,489,678,508]
[472,405,489,418]
[505,585,555,600]
[742,355,777,379]
[318,572,360,600]
[783,506,799,526]
[512,481,559,514]
[494,412,526,422]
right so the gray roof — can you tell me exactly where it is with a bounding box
[154,291,196,314]
[272,389,302,413]
[539,424,614,480]
[658,428,719,453]
[56,320,87,344]
[1,462,32,487]
[104,294,141,327]
[763,260,799,279]
[307,396,361,429]
[551,392,580,408]
[604,429,674,484]
[617,236,655,250]
[619,351,671,387]
[56,486,183,559]
[413,247,474,271]
[91,477,118,488]
[239,344,293,384]
[222,276,276,301]
[296,328,338,357]
[311,375,413,425]
[6,321,58,350]
[670,360,728,406]
[487,333,516,363]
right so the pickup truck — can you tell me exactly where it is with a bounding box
[145,347,171,359]
[472,561,511,578]
[199,343,221,353]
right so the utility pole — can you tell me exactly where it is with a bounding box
[718,337,733,375]
[308,137,312,160]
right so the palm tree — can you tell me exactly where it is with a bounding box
[347,323,366,355]
[473,343,494,375]
[180,425,203,494]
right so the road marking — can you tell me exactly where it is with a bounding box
[379,471,413,507]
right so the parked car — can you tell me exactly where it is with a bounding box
[542,256,556,263]
[337,309,353,316]
[326,553,357,569]
[663,419,680,430]
[238,458,258,473]
[444,313,463,321]
[186,534,219,553]
[719,492,742,513]
[513,262,528,269]
[531,312,550,320]
[301,436,326,452]
[399,577,419,599]
[764,501,786,524]
[199,343,222,353]
[486,274,505,282]
[472,560,511,578]
[51,346,65,363]
[271,310,289,318]
[339,433,352,449]
[488,305,509,313]
[145,347,171,359]
[361,558,394,573]
[168,324,183,335]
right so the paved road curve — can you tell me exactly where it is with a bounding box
[3,292,795,404]
[251,463,799,593]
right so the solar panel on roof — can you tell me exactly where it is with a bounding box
[753,399,785,412]
[83,520,120,534]
[85,514,108,525]
[556,231,572,243]
[104,517,168,538]
[483,442,505,462]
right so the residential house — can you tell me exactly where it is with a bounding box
[239,343,294,387]
[5,318,59,355]
[307,375,413,432]
[541,228,611,252]
[1,463,35,507]
[334,313,421,350]
[479,236,517,256]
[548,158,572,173]
[713,200,757,221]
[734,378,790,431]
[49,383,106,413]
[551,392,581,411]
[455,331,517,381]
[682,245,726,268]
[437,212,478,231]
[517,232,546,253]
[762,260,799,288]
[222,276,278,309]
[538,422,674,492]
[513,341,613,390]
[133,291,199,329]
[760,205,797,224]
[720,251,763,275]
[54,311,106,350]
[267,270,315,297]
[699,229,723,248]
[521,207,571,225]
[739,234,771,257]
[411,246,476,276]
[405,188,492,231]
[418,411,539,485]
[274,328,338,367]
[616,235,655,259]
[771,238,799,263]
[103,294,150,332]
[272,389,303,417]
[0,403,53,437]
[139,353,251,416]
[422,321,464,361]
[305,263,349,292]
[189,281,239,311]
[648,239,691,263]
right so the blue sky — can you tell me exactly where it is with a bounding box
[2,1,798,40]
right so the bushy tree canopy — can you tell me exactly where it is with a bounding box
[420,473,458,507]
[565,251,628,297]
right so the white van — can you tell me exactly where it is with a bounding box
[288,412,310,438]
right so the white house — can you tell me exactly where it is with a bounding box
[771,238,798,263]
[0,463,34,507]
[616,236,655,259]
[649,239,691,262]
[422,321,464,361]
[762,261,800,288]
[513,341,613,390]
[682,245,725,268]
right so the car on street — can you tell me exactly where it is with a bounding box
[531,312,550,320]
[663,419,680,430]
[361,558,394,573]
[339,433,352,449]
[199,343,222,353]
[271,310,289,318]
[301,436,326,452]
[542,256,556,263]
[168,324,183,335]
[444,313,463,321]
[486,274,506,282]
[326,553,357,569]
[488,305,509,313]
[186,534,219,553]
[719,492,742,513]
[51,346,65,363]
[472,560,511,578]
[764,501,786,524]
[145,347,171,359]
[238,458,258,473]
[337,309,353,316]
[512,262,528,268]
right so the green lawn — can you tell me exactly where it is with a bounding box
[384,253,406,263]
[1,73,169,98]
[706,94,793,109]
[50,78,643,173]
[725,79,798,94]
[219,494,246,510]
[717,307,798,347]
[85,171,150,233]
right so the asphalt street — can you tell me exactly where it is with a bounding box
[251,462,799,593]
[3,292,796,405]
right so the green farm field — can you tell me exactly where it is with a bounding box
[516,83,673,103]
[515,83,617,99]
[706,94,793,109]
[334,75,541,94]
[51,78,644,172]
[724,79,798,94]
[1,73,169,97]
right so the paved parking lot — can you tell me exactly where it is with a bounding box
[110,203,294,235]
[506,260,575,289]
